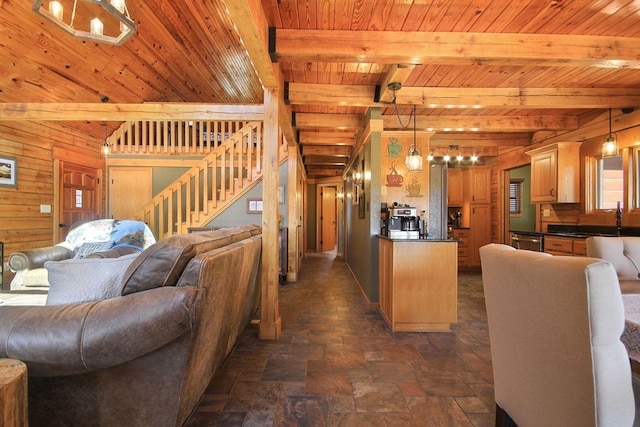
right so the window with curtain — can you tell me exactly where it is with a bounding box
[510,178,524,216]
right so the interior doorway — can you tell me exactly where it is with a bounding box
[109,167,152,219]
[58,162,99,241]
[319,185,337,252]
[502,164,535,243]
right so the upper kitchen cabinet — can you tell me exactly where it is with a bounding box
[526,142,583,203]
[448,168,464,207]
[468,167,491,205]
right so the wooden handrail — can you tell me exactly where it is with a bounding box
[130,121,265,238]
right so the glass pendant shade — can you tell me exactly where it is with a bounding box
[601,109,618,157]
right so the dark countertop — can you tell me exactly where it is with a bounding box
[511,225,640,239]
[378,235,458,243]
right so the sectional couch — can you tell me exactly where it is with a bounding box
[0,224,262,426]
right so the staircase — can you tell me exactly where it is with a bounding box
[122,121,273,238]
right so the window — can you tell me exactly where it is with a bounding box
[509,178,524,216]
[75,189,83,208]
[596,155,623,210]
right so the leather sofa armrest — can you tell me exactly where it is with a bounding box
[8,246,75,271]
[0,286,198,376]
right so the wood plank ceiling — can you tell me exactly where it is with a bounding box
[2,0,640,178]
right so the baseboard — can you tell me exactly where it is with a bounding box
[346,263,379,310]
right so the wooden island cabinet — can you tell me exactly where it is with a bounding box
[378,237,458,332]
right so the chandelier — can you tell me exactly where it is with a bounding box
[32,0,136,46]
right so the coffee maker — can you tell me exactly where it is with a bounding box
[383,203,420,239]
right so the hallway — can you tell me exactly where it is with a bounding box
[185,252,495,426]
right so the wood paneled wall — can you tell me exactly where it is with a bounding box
[0,122,104,283]
[491,109,640,243]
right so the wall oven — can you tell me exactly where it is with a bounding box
[511,232,544,252]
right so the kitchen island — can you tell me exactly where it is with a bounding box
[378,236,458,332]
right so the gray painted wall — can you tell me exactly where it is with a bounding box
[345,108,382,304]
[207,161,288,228]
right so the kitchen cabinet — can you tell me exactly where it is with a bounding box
[460,166,491,267]
[526,142,582,203]
[468,167,491,205]
[470,204,491,266]
[378,238,458,332]
[544,235,586,256]
[447,168,463,206]
[452,228,469,267]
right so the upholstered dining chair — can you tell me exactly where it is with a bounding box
[586,236,640,294]
[480,243,637,427]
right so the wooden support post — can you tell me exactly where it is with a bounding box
[286,144,299,282]
[260,87,282,340]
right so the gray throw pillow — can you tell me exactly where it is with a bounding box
[45,253,140,305]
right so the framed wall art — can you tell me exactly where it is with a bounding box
[0,156,17,188]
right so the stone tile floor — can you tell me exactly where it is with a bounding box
[185,251,494,426]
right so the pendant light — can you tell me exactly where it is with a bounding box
[388,82,423,172]
[405,105,423,172]
[601,108,618,157]
[102,122,111,156]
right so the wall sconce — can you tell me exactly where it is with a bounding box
[602,108,618,157]
[353,170,363,188]
[32,0,137,46]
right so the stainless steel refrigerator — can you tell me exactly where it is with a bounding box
[428,163,448,239]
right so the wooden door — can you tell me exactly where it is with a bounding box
[109,168,152,219]
[320,186,336,252]
[59,162,99,241]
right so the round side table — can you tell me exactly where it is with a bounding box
[0,359,28,427]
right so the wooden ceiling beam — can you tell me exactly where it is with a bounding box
[288,83,640,109]
[430,147,500,156]
[295,113,363,130]
[430,133,532,147]
[303,155,347,165]
[222,0,297,145]
[0,103,264,121]
[385,115,578,131]
[275,30,640,69]
[377,64,416,103]
[306,169,343,177]
[395,87,640,109]
[301,145,352,156]
[298,131,356,146]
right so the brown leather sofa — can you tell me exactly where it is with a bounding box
[0,224,262,427]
